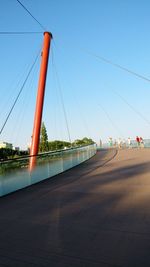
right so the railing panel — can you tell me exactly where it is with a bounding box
[0,158,30,196]
[101,139,150,149]
[0,144,96,197]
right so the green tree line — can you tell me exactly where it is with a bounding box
[39,122,95,153]
[0,122,95,159]
[0,148,28,160]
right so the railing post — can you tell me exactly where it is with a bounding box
[29,32,52,171]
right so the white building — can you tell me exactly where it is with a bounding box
[0,142,13,149]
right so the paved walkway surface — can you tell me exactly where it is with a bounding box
[0,148,150,267]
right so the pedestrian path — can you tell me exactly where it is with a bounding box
[0,148,150,266]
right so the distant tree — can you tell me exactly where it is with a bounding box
[73,137,95,147]
[19,150,29,156]
[0,148,12,160]
[48,140,71,151]
[0,148,29,160]
[0,148,18,160]
[39,122,49,152]
[73,139,83,146]
[82,137,94,145]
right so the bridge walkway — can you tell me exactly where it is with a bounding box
[0,148,150,266]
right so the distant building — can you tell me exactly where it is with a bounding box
[0,142,13,149]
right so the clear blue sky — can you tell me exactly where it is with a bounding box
[0,0,150,149]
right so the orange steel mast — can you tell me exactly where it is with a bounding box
[29,32,52,170]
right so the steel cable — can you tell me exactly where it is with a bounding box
[0,51,40,135]
[16,0,46,31]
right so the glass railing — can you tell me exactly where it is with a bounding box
[0,144,96,197]
[129,139,150,148]
[98,139,150,149]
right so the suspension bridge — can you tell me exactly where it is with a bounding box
[1,1,150,266]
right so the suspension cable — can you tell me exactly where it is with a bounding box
[0,51,40,135]
[113,90,150,126]
[97,103,124,138]
[16,0,46,31]
[82,48,150,127]
[12,56,40,146]
[0,32,43,35]
[51,47,72,145]
[83,49,150,83]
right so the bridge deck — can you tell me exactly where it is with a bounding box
[0,148,150,267]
